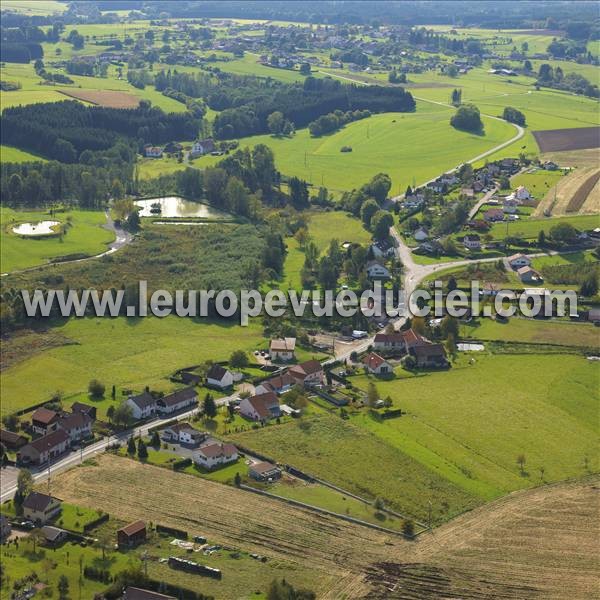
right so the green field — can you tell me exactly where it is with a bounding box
[487,213,600,240]
[0,317,266,417]
[1,0,66,14]
[461,317,600,348]
[0,145,47,163]
[510,169,565,199]
[1,207,114,272]
[218,105,516,193]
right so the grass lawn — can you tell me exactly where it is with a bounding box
[229,411,478,524]
[461,316,600,348]
[0,207,114,272]
[531,250,597,270]
[55,502,104,533]
[348,353,599,503]
[487,213,600,240]
[510,169,565,199]
[0,317,265,417]
[202,106,515,194]
[1,145,47,163]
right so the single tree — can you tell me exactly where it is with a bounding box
[106,405,115,423]
[367,382,379,407]
[203,394,217,419]
[137,439,148,461]
[127,436,136,455]
[150,431,160,448]
[402,519,415,539]
[58,574,69,599]
[88,379,105,399]
[229,350,249,369]
[517,453,527,474]
[234,472,241,487]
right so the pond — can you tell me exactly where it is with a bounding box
[134,196,229,219]
[12,220,60,236]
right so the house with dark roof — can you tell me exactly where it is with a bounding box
[193,442,238,470]
[254,371,296,396]
[57,411,93,443]
[17,429,70,466]
[162,422,206,447]
[288,360,324,387]
[373,329,426,354]
[41,525,68,546]
[362,352,393,375]
[156,387,198,415]
[463,234,481,251]
[126,392,158,420]
[413,343,448,368]
[31,408,61,436]
[22,492,62,525]
[71,402,97,421]
[239,392,280,422]
[206,364,234,390]
[248,461,281,481]
[117,520,146,548]
[0,428,28,450]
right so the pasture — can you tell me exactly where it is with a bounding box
[0,317,265,417]
[0,207,114,272]
[0,145,46,163]
[225,105,516,193]
[349,354,599,499]
[486,212,599,240]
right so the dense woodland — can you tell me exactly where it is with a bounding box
[152,70,416,138]
[0,101,199,162]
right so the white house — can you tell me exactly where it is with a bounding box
[193,442,238,470]
[269,337,296,362]
[190,138,216,158]
[56,412,93,443]
[514,186,531,201]
[362,352,393,375]
[126,392,158,420]
[239,392,281,421]
[22,492,62,525]
[463,234,481,251]
[162,422,206,447]
[366,260,391,280]
[413,227,429,242]
[371,239,395,258]
[507,253,532,270]
[288,360,324,388]
[156,387,198,415]
[206,364,234,389]
[144,146,163,158]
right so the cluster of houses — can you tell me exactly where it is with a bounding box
[506,253,543,284]
[143,138,217,159]
[14,403,96,466]
[482,185,532,223]
[371,327,449,368]
[126,387,198,420]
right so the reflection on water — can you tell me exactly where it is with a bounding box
[12,220,60,236]
[134,196,228,219]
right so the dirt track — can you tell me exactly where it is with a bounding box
[50,455,600,599]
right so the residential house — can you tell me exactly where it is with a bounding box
[41,526,68,546]
[126,392,158,420]
[503,199,519,214]
[123,588,176,600]
[514,186,531,201]
[373,328,426,354]
[288,360,324,387]
[190,138,216,158]
[193,442,238,470]
[117,520,146,548]
[362,352,393,375]
[465,219,490,232]
[17,429,70,466]
[57,411,93,443]
[254,371,296,396]
[413,343,448,368]
[31,408,60,436]
[157,387,198,415]
[484,208,504,222]
[517,266,543,284]
[463,234,481,251]
[543,161,559,171]
[206,364,234,389]
[0,428,28,450]
[71,402,97,421]
[366,260,391,280]
[371,239,396,258]
[269,337,296,362]
[249,461,282,481]
[144,146,163,158]
[0,514,11,540]
[507,253,532,270]
[162,422,206,447]
[22,492,62,525]
[413,226,429,241]
[239,392,281,422]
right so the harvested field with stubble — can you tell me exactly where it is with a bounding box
[533,126,600,153]
[49,455,599,599]
[57,88,140,108]
[534,166,600,216]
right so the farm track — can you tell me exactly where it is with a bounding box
[49,455,600,599]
